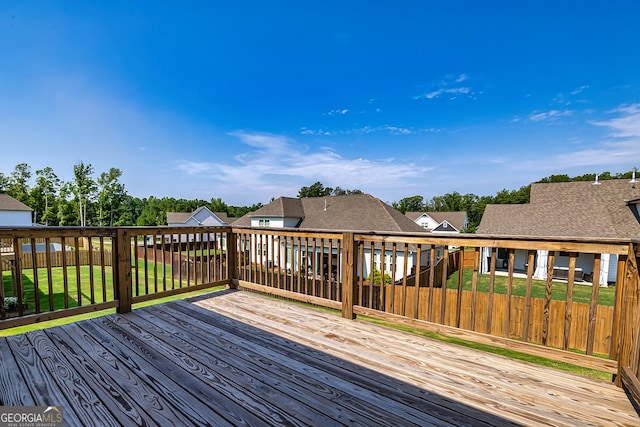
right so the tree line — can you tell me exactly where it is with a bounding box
[1,163,635,230]
[0,162,262,227]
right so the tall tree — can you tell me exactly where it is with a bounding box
[136,196,166,226]
[0,172,9,193]
[209,197,229,214]
[57,183,77,226]
[70,161,97,227]
[31,167,61,225]
[8,163,32,203]
[298,182,333,198]
[332,187,364,196]
[97,168,126,226]
[114,195,145,226]
[297,182,362,198]
[391,195,424,214]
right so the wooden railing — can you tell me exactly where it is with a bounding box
[0,227,233,329]
[1,226,640,404]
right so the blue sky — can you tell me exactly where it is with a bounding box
[1,1,639,206]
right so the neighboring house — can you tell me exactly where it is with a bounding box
[405,211,468,261]
[405,211,468,233]
[155,207,230,246]
[477,178,640,285]
[0,194,33,227]
[232,194,429,281]
[167,206,229,227]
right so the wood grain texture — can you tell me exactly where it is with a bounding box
[1,290,638,426]
[202,291,638,426]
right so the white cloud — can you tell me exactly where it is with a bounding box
[227,131,290,152]
[300,128,335,136]
[592,104,640,138]
[455,74,468,83]
[552,86,590,106]
[571,85,590,95]
[415,74,477,100]
[552,93,570,106]
[423,87,472,100]
[325,109,349,116]
[528,109,573,122]
[175,131,432,203]
[516,103,640,172]
[360,125,414,135]
[300,125,442,136]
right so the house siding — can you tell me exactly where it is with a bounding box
[0,211,32,227]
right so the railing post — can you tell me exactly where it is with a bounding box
[227,229,238,289]
[616,243,640,387]
[341,232,356,319]
[116,228,132,314]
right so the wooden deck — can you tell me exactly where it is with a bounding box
[1,290,638,426]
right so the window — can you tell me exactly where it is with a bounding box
[259,219,270,227]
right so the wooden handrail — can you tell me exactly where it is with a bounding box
[617,243,640,395]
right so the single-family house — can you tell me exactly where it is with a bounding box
[167,206,229,227]
[405,211,468,233]
[405,211,468,261]
[0,194,33,227]
[153,207,230,246]
[232,194,429,281]
[477,178,640,285]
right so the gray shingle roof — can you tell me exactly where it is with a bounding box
[404,212,423,221]
[232,194,427,232]
[0,194,33,212]
[214,212,230,223]
[406,211,467,231]
[166,212,192,224]
[167,209,231,225]
[477,179,640,239]
[425,212,467,231]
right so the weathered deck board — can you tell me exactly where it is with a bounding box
[201,292,636,426]
[0,289,638,426]
[178,300,513,426]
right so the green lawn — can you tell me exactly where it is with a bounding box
[179,248,222,257]
[446,270,616,306]
[2,258,203,313]
[3,265,115,312]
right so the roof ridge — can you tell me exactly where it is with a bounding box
[375,196,416,232]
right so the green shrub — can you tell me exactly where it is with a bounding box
[370,269,392,284]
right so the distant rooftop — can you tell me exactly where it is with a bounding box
[477,179,640,239]
[233,194,426,233]
[0,194,33,212]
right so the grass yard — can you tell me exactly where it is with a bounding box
[446,269,616,306]
[3,265,116,312]
[179,248,223,258]
[2,258,204,314]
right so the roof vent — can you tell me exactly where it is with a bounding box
[323,199,328,211]
[593,173,601,185]
[630,167,638,184]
